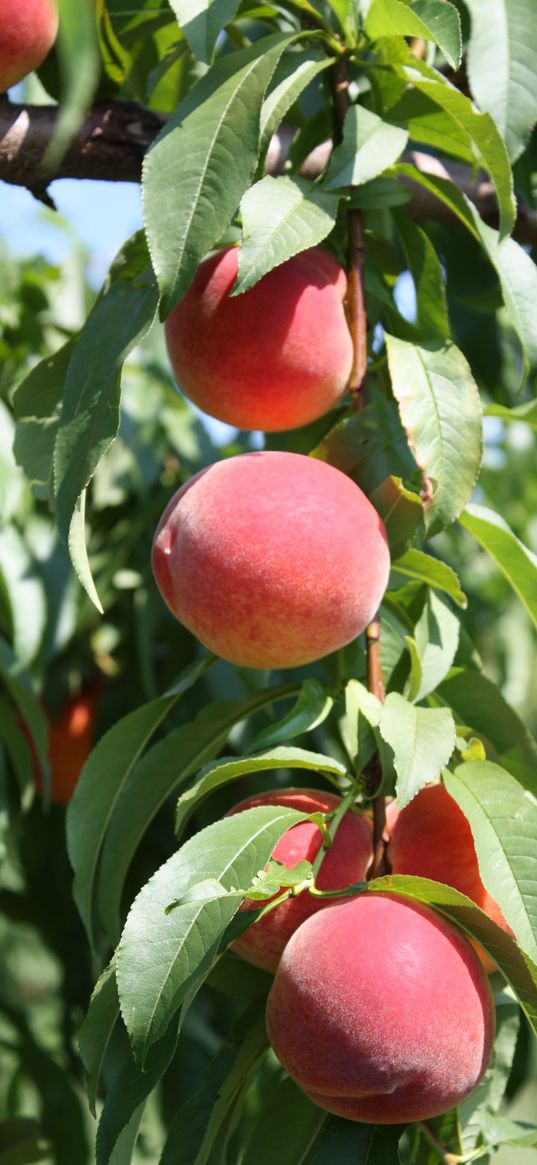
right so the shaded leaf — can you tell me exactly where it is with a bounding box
[116,805,308,1064]
[459,504,537,629]
[386,334,483,536]
[391,547,467,608]
[445,762,537,962]
[465,0,537,163]
[365,0,461,69]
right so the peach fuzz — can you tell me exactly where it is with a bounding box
[387,783,512,969]
[266,893,495,1123]
[151,451,390,670]
[164,246,353,431]
[0,0,58,92]
[228,788,372,971]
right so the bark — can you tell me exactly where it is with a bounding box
[1,98,536,245]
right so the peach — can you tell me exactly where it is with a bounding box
[164,246,353,431]
[151,451,390,669]
[266,893,495,1123]
[228,788,373,971]
[32,689,97,805]
[387,783,511,969]
[0,0,58,92]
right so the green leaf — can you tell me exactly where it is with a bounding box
[44,0,100,169]
[324,104,408,190]
[370,477,424,559]
[143,33,295,316]
[96,1022,178,1165]
[78,961,119,1115]
[161,1028,269,1165]
[95,685,300,944]
[312,395,418,496]
[241,1077,327,1165]
[481,1114,537,1150]
[53,233,159,610]
[234,177,340,294]
[66,658,209,948]
[365,0,462,70]
[386,334,483,536]
[397,66,516,239]
[259,50,332,158]
[348,176,411,209]
[395,165,537,377]
[13,339,75,491]
[437,668,537,794]
[391,548,467,608]
[366,874,537,1037]
[484,399,537,429]
[445,763,537,963]
[459,989,520,1153]
[459,504,537,629]
[250,680,334,751]
[116,805,308,1064]
[175,746,348,836]
[168,0,241,63]
[392,209,449,342]
[306,1119,404,1164]
[405,590,460,702]
[464,0,537,163]
[378,692,456,807]
[245,858,314,899]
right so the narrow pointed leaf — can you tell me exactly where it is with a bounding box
[66,658,209,948]
[445,763,537,962]
[465,0,537,162]
[116,805,308,1064]
[459,504,537,629]
[168,0,242,63]
[175,746,348,836]
[143,33,296,316]
[386,334,483,536]
[391,548,467,608]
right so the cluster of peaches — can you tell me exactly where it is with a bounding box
[228,783,503,1125]
[155,250,501,1124]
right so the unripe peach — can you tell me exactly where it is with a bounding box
[266,893,495,1123]
[228,788,372,971]
[164,246,353,431]
[151,451,390,670]
[0,0,58,92]
[387,783,512,970]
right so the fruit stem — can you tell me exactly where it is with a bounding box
[331,59,386,877]
[418,1123,461,1164]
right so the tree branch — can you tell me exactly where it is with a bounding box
[1,99,536,245]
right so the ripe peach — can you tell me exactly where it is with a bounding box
[151,451,390,669]
[164,246,353,431]
[34,690,96,805]
[228,788,373,971]
[387,783,511,969]
[0,0,58,92]
[266,893,495,1123]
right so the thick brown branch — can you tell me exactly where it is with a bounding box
[1,100,536,246]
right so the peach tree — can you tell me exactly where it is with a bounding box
[1,0,537,1161]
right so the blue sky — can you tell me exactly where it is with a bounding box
[0,177,143,285]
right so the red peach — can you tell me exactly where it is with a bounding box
[33,690,96,806]
[266,893,495,1123]
[228,788,372,971]
[164,246,353,431]
[0,0,58,92]
[387,783,511,969]
[151,451,390,670]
